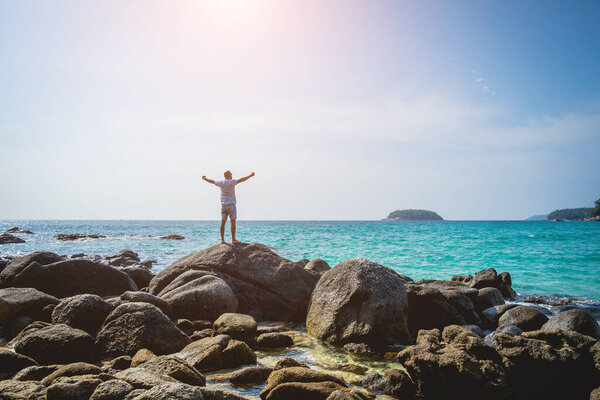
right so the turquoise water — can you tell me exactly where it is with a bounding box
[1,220,599,301]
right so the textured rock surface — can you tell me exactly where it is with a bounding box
[0,287,59,323]
[52,294,114,336]
[307,258,410,349]
[498,305,549,331]
[541,309,600,339]
[176,334,256,372]
[137,355,205,386]
[0,252,63,287]
[213,313,257,342]
[0,349,37,380]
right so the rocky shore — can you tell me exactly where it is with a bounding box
[1,242,599,400]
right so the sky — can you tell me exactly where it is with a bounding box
[1,0,599,220]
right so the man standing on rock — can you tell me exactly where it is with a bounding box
[202,171,255,244]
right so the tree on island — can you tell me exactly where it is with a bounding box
[592,198,600,218]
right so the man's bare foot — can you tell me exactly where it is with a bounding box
[232,239,241,244]
[221,240,226,244]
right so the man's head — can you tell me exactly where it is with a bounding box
[224,170,232,179]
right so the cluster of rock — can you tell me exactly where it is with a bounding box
[0,242,599,400]
[0,227,32,244]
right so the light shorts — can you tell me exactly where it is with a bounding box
[221,203,237,221]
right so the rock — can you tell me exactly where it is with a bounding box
[474,287,505,312]
[498,305,549,331]
[120,266,155,289]
[541,309,600,339]
[470,268,517,298]
[12,364,59,381]
[462,324,485,337]
[492,329,599,400]
[262,381,347,400]
[138,355,205,386]
[3,259,138,298]
[452,274,474,284]
[326,390,375,400]
[360,369,417,399]
[114,367,178,389]
[256,332,294,349]
[120,291,172,317]
[591,387,600,400]
[498,272,517,298]
[440,289,480,324]
[96,302,190,357]
[405,284,466,335]
[54,233,106,241]
[214,313,257,342]
[190,329,214,341]
[296,259,310,267]
[480,304,518,329]
[0,233,25,244]
[11,316,35,337]
[229,365,273,386]
[12,323,98,365]
[0,287,59,323]
[90,379,135,400]
[273,358,309,370]
[177,319,195,335]
[46,375,103,400]
[176,334,256,372]
[484,326,523,346]
[307,258,410,350]
[0,379,46,399]
[0,251,63,287]
[261,367,347,400]
[131,349,156,367]
[0,349,37,380]
[198,387,254,400]
[41,362,103,385]
[52,294,114,336]
[125,383,204,400]
[337,364,368,375]
[160,235,185,240]
[305,259,331,274]
[158,271,238,321]
[106,355,132,370]
[5,227,33,234]
[149,243,320,322]
[342,343,376,358]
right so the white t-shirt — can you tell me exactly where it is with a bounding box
[214,179,237,205]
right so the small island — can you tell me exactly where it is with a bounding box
[384,209,444,221]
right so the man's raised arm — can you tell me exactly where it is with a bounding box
[236,172,255,184]
[202,176,216,184]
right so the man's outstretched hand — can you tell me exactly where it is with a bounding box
[202,176,207,180]
[250,172,255,177]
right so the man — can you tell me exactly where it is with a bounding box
[202,170,255,244]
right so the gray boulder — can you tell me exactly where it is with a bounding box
[0,379,46,400]
[307,258,410,350]
[304,259,331,274]
[213,313,257,342]
[256,333,293,349]
[11,323,98,365]
[229,365,273,386]
[474,287,505,312]
[149,243,320,322]
[360,369,416,399]
[0,287,59,323]
[124,383,204,400]
[119,291,172,317]
[138,355,205,386]
[90,379,135,400]
[0,349,37,380]
[96,302,190,357]
[52,294,114,336]
[541,309,600,339]
[120,266,155,289]
[0,252,63,287]
[175,334,256,372]
[498,305,549,331]
[405,284,466,335]
[2,259,138,298]
[260,367,347,400]
[0,233,25,244]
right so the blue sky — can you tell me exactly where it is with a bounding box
[1,0,599,220]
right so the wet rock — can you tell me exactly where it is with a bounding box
[160,234,185,240]
[342,343,376,358]
[474,287,505,311]
[440,289,481,324]
[307,258,410,350]
[52,294,114,336]
[138,355,205,386]
[5,227,33,234]
[261,367,347,400]
[498,305,549,331]
[3,259,138,298]
[46,375,103,400]
[176,334,256,372]
[484,326,523,346]
[214,313,257,342]
[337,364,368,375]
[0,379,46,400]
[273,358,309,370]
[158,271,238,321]
[304,259,331,274]
[229,365,273,386]
[263,381,347,400]
[360,369,417,399]
[42,362,103,385]
[126,382,205,400]
[0,233,25,244]
[12,364,59,381]
[326,390,375,400]
[470,268,517,298]
[480,304,518,329]
[96,302,190,357]
[256,332,293,349]
[119,291,172,317]
[149,243,320,322]
[12,323,98,365]
[54,233,106,241]
[0,349,37,380]
[90,379,135,400]
[405,284,466,335]
[462,324,485,337]
[541,309,600,339]
[0,287,59,323]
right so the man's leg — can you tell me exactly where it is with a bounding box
[231,219,239,244]
[220,220,226,244]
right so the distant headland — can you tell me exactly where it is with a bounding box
[526,197,600,221]
[383,209,443,221]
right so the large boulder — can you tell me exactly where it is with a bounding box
[90,379,135,400]
[52,294,114,336]
[119,291,173,317]
[149,243,320,322]
[541,309,600,339]
[96,302,190,357]
[125,383,204,400]
[0,349,37,380]
[0,379,46,400]
[304,259,331,274]
[229,365,273,386]
[360,369,416,399]
[137,355,206,386]
[213,313,257,342]
[0,287,59,323]
[467,268,517,298]
[306,258,410,350]
[119,266,155,289]
[474,287,505,311]
[405,284,466,335]
[2,259,138,298]
[158,271,238,321]
[260,367,347,400]
[498,306,549,332]
[175,334,256,372]
[0,252,63,287]
[0,233,25,244]
[11,323,98,365]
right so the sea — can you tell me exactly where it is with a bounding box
[1,219,600,303]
